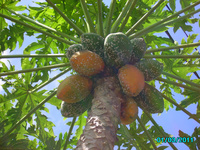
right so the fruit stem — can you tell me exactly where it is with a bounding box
[143,55,200,59]
[30,67,71,94]
[136,116,158,150]
[0,54,66,59]
[0,91,57,140]
[162,71,200,89]
[145,42,200,54]
[5,7,81,43]
[0,13,75,45]
[126,0,164,36]
[156,77,200,92]
[104,0,116,36]
[159,92,200,124]
[97,0,104,37]
[80,0,96,33]
[118,0,137,32]
[63,117,77,150]
[0,63,70,77]
[111,0,133,33]
[143,110,178,150]
[128,1,200,39]
[45,0,84,36]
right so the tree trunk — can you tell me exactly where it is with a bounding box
[75,76,123,150]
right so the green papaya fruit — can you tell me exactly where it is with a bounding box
[130,38,146,64]
[135,59,163,81]
[66,44,83,59]
[61,93,93,117]
[81,33,104,58]
[134,83,164,114]
[104,32,133,68]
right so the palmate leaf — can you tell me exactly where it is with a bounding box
[173,19,193,33]
[137,112,150,133]
[0,0,23,31]
[177,89,200,110]
[181,33,199,54]
[74,111,87,139]
[178,128,200,150]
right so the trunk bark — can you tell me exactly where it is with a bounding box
[75,76,123,150]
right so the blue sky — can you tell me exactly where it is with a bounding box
[0,0,199,150]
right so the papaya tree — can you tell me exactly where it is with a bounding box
[0,0,200,149]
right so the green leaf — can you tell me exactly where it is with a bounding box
[180,0,195,15]
[181,34,199,54]
[24,42,44,53]
[169,0,175,11]
[179,129,198,150]
[158,145,168,150]
[0,10,8,31]
[74,111,87,139]
[176,90,200,110]
[173,19,193,33]
[6,1,26,11]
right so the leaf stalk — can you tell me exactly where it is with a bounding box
[162,71,200,88]
[97,0,104,37]
[80,0,96,33]
[63,117,77,150]
[146,42,200,54]
[111,0,133,33]
[0,13,74,45]
[126,0,165,36]
[143,110,178,150]
[156,77,200,93]
[46,0,84,35]
[104,0,116,36]
[0,63,70,77]
[159,92,200,124]
[136,116,158,150]
[128,1,200,39]
[5,7,81,43]
[0,91,57,139]
[143,55,200,59]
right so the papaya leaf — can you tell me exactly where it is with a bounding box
[179,129,198,150]
[74,111,87,139]
[169,0,175,12]
[158,145,169,150]
[176,90,200,110]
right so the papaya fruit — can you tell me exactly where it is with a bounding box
[134,59,163,81]
[81,33,104,58]
[118,64,145,97]
[61,93,93,117]
[129,38,146,64]
[134,83,164,114]
[70,50,105,76]
[104,32,133,68]
[120,96,138,125]
[57,75,93,103]
[66,44,83,60]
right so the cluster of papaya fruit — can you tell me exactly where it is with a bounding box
[57,32,164,125]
